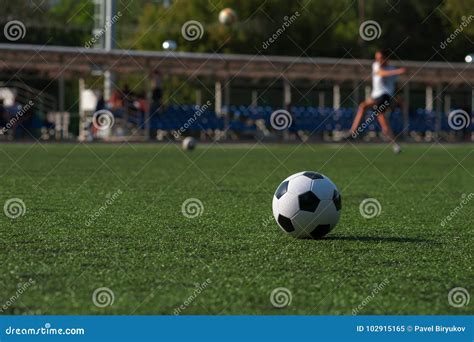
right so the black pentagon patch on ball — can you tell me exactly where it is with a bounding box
[277,215,295,232]
[310,224,332,239]
[298,191,320,212]
[302,171,324,180]
[274,181,289,199]
[333,190,342,211]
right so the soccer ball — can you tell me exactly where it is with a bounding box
[182,137,196,150]
[218,8,237,25]
[272,171,341,239]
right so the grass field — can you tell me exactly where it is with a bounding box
[0,142,472,315]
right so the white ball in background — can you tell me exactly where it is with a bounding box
[218,8,237,26]
[182,137,197,151]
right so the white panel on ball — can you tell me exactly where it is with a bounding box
[272,195,279,219]
[291,211,317,238]
[311,178,338,200]
[313,200,340,226]
[277,192,300,218]
[287,175,313,195]
[283,171,305,182]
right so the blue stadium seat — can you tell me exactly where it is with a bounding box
[146,104,472,137]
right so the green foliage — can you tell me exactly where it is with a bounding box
[48,0,93,26]
[132,0,359,56]
[129,0,472,61]
[0,0,94,46]
[1,0,471,60]
[442,0,474,55]
[444,0,474,36]
[1,0,472,105]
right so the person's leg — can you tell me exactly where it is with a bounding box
[376,112,395,141]
[376,112,401,153]
[351,99,375,134]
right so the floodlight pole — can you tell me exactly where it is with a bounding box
[58,71,65,141]
[103,0,116,101]
[425,86,433,111]
[78,78,87,142]
[251,90,258,107]
[435,84,442,138]
[58,72,65,113]
[215,81,222,115]
[364,85,371,100]
[318,91,325,109]
[444,94,451,114]
[333,84,340,110]
[283,79,291,108]
[195,89,202,106]
[145,70,152,141]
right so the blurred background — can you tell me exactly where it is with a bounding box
[0,0,472,142]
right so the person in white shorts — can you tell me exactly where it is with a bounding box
[350,49,406,153]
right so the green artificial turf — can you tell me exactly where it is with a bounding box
[0,142,472,315]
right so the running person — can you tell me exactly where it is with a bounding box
[350,49,406,153]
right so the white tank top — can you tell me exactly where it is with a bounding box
[371,62,397,98]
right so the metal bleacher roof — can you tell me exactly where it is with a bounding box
[0,43,473,85]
